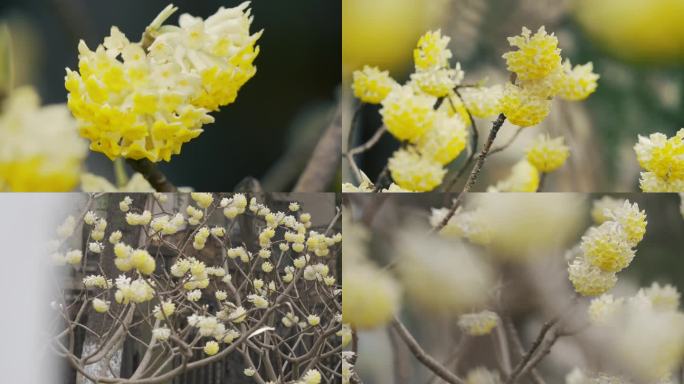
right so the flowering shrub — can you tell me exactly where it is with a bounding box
[343,194,684,384]
[49,192,341,383]
[344,26,597,193]
[65,3,261,163]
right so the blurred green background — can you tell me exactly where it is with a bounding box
[343,0,684,192]
[0,0,341,191]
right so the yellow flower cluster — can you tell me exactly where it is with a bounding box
[488,159,540,192]
[351,30,470,191]
[113,243,157,275]
[351,66,398,104]
[429,207,491,245]
[500,27,599,127]
[526,135,570,173]
[457,310,499,336]
[65,3,261,162]
[0,87,86,191]
[388,147,447,192]
[634,129,684,192]
[459,85,504,119]
[568,200,646,296]
[342,262,401,329]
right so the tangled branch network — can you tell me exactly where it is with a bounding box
[48,192,342,384]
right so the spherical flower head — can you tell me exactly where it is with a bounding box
[581,222,635,273]
[465,367,501,384]
[588,294,624,325]
[557,60,599,101]
[190,192,213,208]
[203,341,219,356]
[642,282,681,312]
[410,66,463,97]
[388,147,446,192]
[460,85,504,118]
[153,300,176,320]
[307,314,320,326]
[342,263,401,330]
[149,2,262,111]
[66,29,214,162]
[380,85,437,142]
[639,171,684,192]
[634,129,684,184]
[65,249,83,265]
[591,196,625,224]
[416,112,468,165]
[526,134,570,173]
[414,30,453,71]
[500,83,551,127]
[0,87,86,191]
[502,26,562,81]
[92,298,110,313]
[568,256,617,296]
[152,327,171,341]
[430,207,491,245]
[606,200,647,247]
[489,159,540,192]
[351,65,398,104]
[300,369,322,384]
[458,310,499,336]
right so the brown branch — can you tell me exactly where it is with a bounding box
[432,113,506,233]
[293,107,342,192]
[442,92,479,192]
[126,159,177,192]
[391,317,466,384]
[504,317,559,384]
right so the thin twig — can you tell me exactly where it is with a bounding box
[503,315,546,384]
[488,127,522,156]
[432,113,507,233]
[345,126,388,185]
[442,92,479,192]
[537,173,547,192]
[391,317,466,384]
[504,317,559,384]
[293,106,342,192]
[126,159,177,192]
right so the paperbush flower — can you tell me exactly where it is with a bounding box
[203,341,219,356]
[458,310,499,336]
[411,66,463,97]
[65,3,260,162]
[381,85,436,142]
[500,83,551,128]
[388,147,446,192]
[489,159,540,192]
[92,298,110,313]
[416,113,468,165]
[503,27,562,81]
[149,2,262,111]
[500,27,598,128]
[526,134,570,172]
[413,30,452,71]
[634,129,684,192]
[342,263,401,329]
[430,207,491,245]
[591,196,625,224]
[465,367,501,384]
[460,85,504,118]
[643,282,681,312]
[568,257,617,296]
[557,61,599,101]
[588,294,624,325]
[568,200,645,296]
[0,87,86,191]
[351,66,397,104]
[581,222,636,273]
